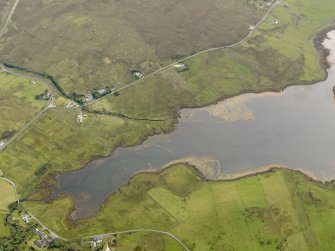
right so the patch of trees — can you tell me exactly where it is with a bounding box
[91,86,117,99]
[35,89,51,100]
[0,206,37,251]
[69,92,85,105]
[48,239,65,249]
[34,163,51,176]
[1,130,16,140]
[8,202,19,213]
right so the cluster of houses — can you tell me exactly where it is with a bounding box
[34,228,56,249]
[66,101,79,109]
[87,237,115,251]
[85,86,117,103]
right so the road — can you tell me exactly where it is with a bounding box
[89,0,283,105]
[0,98,53,152]
[0,177,189,248]
[82,229,191,251]
[0,0,20,39]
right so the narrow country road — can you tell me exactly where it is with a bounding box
[0,0,20,39]
[0,98,53,152]
[89,0,283,105]
[82,229,191,251]
[0,177,189,248]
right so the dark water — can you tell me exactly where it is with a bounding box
[56,32,335,218]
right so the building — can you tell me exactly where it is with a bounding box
[85,94,94,102]
[174,63,189,72]
[35,239,48,249]
[34,228,56,249]
[97,88,107,95]
[0,140,5,149]
[66,101,79,109]
[105,243,112,251]
[133,71,144,79]
[22,214,30,224]
[77,112,83,124]
[35,229,47,239]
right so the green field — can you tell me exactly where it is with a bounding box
[0,179,16,238]
[0,180,16,212]
[111,232,186,251]
[25,165,335,250]
[0,179,12,239]
[0,73,47,141]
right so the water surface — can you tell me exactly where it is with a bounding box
[56,32,335,218]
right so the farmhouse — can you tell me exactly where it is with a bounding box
[77,112,83,124]
[174,63,189,72]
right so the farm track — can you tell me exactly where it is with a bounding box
[0,0,20,39]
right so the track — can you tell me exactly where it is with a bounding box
[0,0,20,39]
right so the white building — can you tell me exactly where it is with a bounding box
[85,94,94,102]
[66,101,79,109]
[77,112,83,124]
[0,140,5,149]
[22,214,30,224]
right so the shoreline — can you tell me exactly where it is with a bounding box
[67,163,327,223]
[31,25,335,220]
[51,24,335,180]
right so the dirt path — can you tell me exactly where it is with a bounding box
[0,0,20,39]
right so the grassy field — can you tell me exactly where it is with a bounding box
[0,72,47,140]
[0,179,16,211]
[112,232,186,251]
[0,179,14,238]
[24,165,335,250]
[91,0,335,118]
[0,0,265,94]
[0,213,10,238]
[0,178,16,238]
